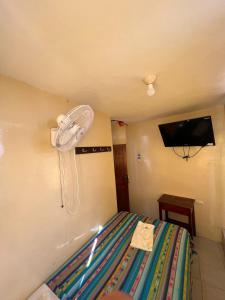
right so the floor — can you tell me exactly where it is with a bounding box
[192,236,225,300]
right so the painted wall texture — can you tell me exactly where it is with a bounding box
[0,75,117,300]
[127,105,225,242]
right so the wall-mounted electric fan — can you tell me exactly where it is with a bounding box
[51,105,94,214]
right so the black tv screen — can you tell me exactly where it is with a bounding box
[158,116,215,147]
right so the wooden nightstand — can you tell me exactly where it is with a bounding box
[158,194,196,237]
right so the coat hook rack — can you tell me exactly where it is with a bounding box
[75,146,112,155]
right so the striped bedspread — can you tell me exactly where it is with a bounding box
[47,212,191,300]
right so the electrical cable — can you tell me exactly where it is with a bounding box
[183,146,185,157]
[58,151,65,208]
[188,146,190,158]
[66,151,80,215]
[58,150,80,215]
[172,147,184,158]
[172,145,205,160]
[188,146,204,158]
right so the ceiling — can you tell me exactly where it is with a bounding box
[0,0,225,122]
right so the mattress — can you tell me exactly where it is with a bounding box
[46,212,191,300]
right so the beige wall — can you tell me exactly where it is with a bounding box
[0,75,117,300]
[111,122,127,145]
[127,105,225,242]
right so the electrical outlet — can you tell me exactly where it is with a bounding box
[137,153,141,160]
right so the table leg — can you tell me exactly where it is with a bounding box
[188,210,193,237]
[192,206,196,236]
[165,210,168,221]
[159,204,162,220]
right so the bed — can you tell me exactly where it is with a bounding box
[46,211,191,300]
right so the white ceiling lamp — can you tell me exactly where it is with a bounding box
[143,74,157,96]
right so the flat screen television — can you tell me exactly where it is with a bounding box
[158,116,215,147]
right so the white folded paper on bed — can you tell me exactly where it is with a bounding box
[27,284,59,300]
[130,221,155,252]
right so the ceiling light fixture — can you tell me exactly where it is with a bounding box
[143,74,157,96]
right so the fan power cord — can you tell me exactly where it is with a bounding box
[58,151,65,208]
